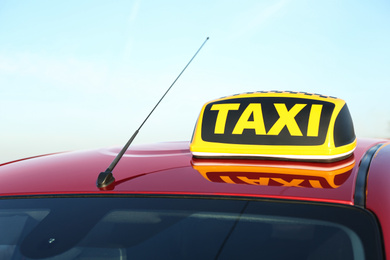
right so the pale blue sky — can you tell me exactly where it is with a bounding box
[1,0,389,163]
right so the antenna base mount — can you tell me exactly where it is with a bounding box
[97,169,115,188]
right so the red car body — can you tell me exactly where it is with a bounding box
[1,91,389,259]
[1,138,389,258]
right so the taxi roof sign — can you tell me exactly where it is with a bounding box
[190,91,356,161]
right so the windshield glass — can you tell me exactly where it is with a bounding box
[0,196,382,259]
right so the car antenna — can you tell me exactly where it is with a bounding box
[97,37,209,188]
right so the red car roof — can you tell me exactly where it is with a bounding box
[0,138,387,206]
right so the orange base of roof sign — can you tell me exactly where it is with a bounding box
[192,155,355,189]
[190,91,356,161]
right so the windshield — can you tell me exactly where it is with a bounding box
[0,196,382,259]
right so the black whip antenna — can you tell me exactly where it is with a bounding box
[97,37,209,188]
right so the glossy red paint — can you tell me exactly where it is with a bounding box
[366,142,390,259]
[0,139,387,206]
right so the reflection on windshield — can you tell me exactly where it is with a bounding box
[0,196,381,259]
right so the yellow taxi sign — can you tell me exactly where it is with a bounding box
[190,91,356,161]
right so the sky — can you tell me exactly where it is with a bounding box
[0,0,389,163]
